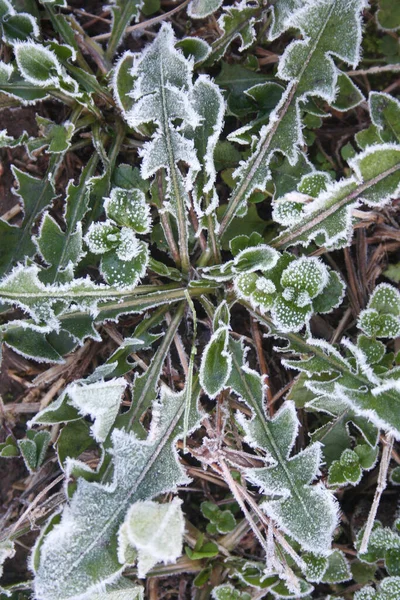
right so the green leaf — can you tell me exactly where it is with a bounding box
[188,0,223,19]
[273,144,400,250]
[370,92,400,143]
[0,435,19,458]
[18,430,51,472]
[206,1,263,65]
[14,41,78,95]
[0,165,56,277]
[33,381,201,600]
[106,0,143,60]
[0,540,15,597]
[113,24,201,274]
[119,498,184,577]
[218,0,365,235]
[104,187,151,234]
[200,326,231,398]
[36,155,99,283]
[376,0,400,31]
[0,0,39,44]
[56,419,94,466]
[227,338,338,553]
[175,37,211,65]
[358,284,400,338]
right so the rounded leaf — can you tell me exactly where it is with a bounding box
[14,41,63,86]
[105,187,151,234]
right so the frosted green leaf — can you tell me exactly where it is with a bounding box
[206,0,263,65]
[66,378,128,442]
[85,221,120,254]
[0,264,121,328]
[234,245,280,273]
[100,238,149,288]
[358,284,400,338]
[228,339,338,554]
[187,0,223,19]
[0,0,39,44]
[280,257,329,304]
[30,116,75,154]
[14,41,67,87]
[274,144,400,250]
[184,75,225,229]
[212,584,251,600]
[18,430,51,473]
[354,577,400,600]
[104,187,151,234]
[175,37,211,65]
[87,579,143,600]
[213,300,230,329]
[272,192,308,227]
[331,72,364,111]
[281,335,400,438]
[322,550,351,583]
[370,92,400,143]
[269,0,304,40]
[200,325,231,399]
[113,23,200,272]
[120,498,185,577]
[0,166,56,277]
[272,296,312,332]
[219,0,365,232]
[328,449,362,486]
[0,434,19,458]
[0,540,15,597]
[35,157,98,283]
[33,383,201,600]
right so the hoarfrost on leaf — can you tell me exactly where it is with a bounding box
[119,498,185,577]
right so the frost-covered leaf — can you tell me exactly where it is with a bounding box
[273,144,400,250]
[29,116,75,155]
[0,0,39,44]
[18,430,51,473]
[370,92,400,143]
[206,0,263,65]
[358,284,400,339]
[104,187,151,234]
[219,0,365,234]
[14,41,78,95]
[119,497,184,577]
[227,338,338,554]
[200,325,231,399]
[184,75,225,233]
[107,0,143,58]
[212,584,251,600]
[36,156,98,283]
[0,435,19,458]
[64,378,128,442]
[278,333,400,438]
[87,579,143,600]
[113,24,200,272]
[233,253,343,333]
[0,540,15,597]
[176,37,211,65]
[0,166,56,277]
[33,381,201,600]
[354,577,400,600]
[269,0,304,40]
[0,263,188,334]
[356,522,400,576]
[187,0,223,19]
